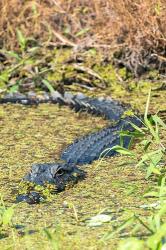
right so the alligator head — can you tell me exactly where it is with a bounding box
[16,162,85,204]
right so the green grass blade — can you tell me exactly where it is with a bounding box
[42,79,55,93]
[144,88,151,120]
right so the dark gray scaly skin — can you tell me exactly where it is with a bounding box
[61,117,141,165]
[0,91,141,204]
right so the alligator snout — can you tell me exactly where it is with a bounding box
[16,162,86,204]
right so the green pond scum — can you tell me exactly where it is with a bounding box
[0,47,166,249]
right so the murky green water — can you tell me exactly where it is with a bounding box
[0,85,165,249]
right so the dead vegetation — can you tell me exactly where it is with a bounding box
[0,0,166,75]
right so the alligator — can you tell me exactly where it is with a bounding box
[0,91,142,204]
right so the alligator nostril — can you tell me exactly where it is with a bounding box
[16,192,44,204]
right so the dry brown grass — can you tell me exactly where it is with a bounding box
[0,0,166,54]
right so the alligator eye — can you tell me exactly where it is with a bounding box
[56,168,64,176]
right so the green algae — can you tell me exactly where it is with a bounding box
[45,48,119,90]
[0,46,166,249]
[0,85,165,249]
